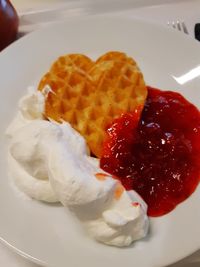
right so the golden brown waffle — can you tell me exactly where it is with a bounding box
[38,51,147,158]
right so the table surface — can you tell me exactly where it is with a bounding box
[2,1,200,266]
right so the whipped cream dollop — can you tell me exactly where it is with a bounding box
[7,87,149,247]
[7,87,58,203]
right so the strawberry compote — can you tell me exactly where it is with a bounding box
[100,87,200,217]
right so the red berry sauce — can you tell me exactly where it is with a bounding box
[100,87,200,217]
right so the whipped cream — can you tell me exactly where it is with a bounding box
[7,87,149,247]
[6,86,45,137]
[7,87,58,203]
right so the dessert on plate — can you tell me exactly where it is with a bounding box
[6,51,200,247]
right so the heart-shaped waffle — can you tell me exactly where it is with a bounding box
[38,51,147,157]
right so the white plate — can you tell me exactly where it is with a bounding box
[0,16,200,267]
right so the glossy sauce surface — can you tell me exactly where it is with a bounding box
[100,87,200,216]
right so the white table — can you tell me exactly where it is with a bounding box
[2,1,200,266]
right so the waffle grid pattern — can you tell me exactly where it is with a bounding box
[38,52,147,157]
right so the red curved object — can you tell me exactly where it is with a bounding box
[0,0,19,51]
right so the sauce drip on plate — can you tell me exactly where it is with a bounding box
[100,87,200,217]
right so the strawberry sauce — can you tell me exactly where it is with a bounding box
[100,87,200,217]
